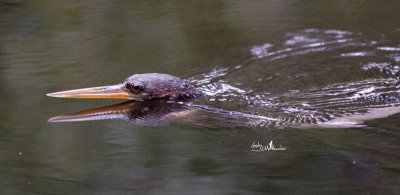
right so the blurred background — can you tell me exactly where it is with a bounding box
[1,0,400,194]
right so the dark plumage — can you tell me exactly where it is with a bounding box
[123,73,201,100]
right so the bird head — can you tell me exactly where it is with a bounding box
[47,73,201,101]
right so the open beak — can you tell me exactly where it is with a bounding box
[47,84,139,100]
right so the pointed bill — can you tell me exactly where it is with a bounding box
[47,84,139,100]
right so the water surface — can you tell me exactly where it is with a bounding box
[1,0,400,194]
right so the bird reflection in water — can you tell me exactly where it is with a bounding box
[48,100,199,125]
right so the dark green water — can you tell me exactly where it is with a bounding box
[1,0,400,194]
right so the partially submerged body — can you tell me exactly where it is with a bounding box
[47,73,400,128]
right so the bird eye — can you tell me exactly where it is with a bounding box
[127,82,143,94]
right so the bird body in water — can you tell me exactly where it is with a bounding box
[47,73,400,128]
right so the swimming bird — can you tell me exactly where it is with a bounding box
[46,73,276,125]
[47,73,400,128]
[47,73,202,101]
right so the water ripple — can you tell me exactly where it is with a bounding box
[184,29,400,128]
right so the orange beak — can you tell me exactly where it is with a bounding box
[47,84,140,100]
